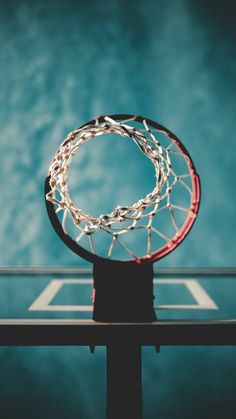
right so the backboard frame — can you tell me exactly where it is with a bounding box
[0,267,235,346]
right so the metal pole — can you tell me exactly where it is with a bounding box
[106,344,142,419]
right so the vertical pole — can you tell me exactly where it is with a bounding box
[107,344,142,419]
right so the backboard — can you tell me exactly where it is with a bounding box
[0,267,235,346]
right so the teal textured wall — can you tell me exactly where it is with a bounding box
[0,1,236,418]
[1,0,236,267]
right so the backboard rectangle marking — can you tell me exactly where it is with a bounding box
[28,278,218,312]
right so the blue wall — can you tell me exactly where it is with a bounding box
[1,0,236,267]
[0,2,236,419]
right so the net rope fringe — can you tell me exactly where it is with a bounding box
[46,116,195,260]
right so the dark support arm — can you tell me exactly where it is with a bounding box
[107,344,142,419]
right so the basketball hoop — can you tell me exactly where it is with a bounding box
[45,114,200,321]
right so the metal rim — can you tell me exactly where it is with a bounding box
[45,114,201,264]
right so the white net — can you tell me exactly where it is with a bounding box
[46,115,199,261]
